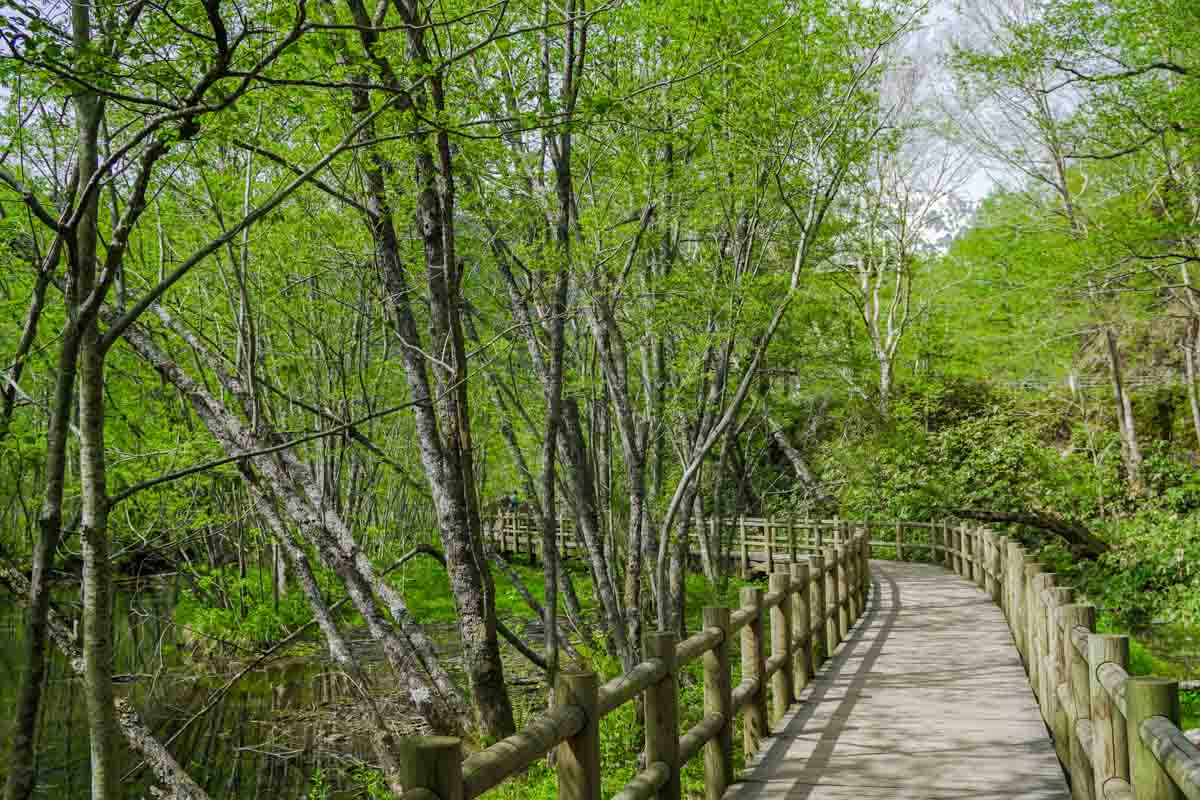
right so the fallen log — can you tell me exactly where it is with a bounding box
[949,508,1109,558]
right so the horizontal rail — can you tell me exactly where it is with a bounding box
[732,676,759,711]
[1104,778,1134,800]
[1141,716,1200,800]
[597,659,667,717]
[611,761,670,800]
[729,606,756,632]
[462,705,585,799]
[1098,662,1129,717]
[764,652,787,680]
[401,789,440,800]
[678,712,725,766]
[675,626,724,667]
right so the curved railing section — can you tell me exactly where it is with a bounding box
[939,525,1200,800]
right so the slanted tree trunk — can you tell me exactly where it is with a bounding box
[766,412,834,508]
[331,0,515,735]
[249,482,403,792]
[950,508,1108,558]
[119,316,470,734]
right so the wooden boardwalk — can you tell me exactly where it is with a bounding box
[726,560,1068,800]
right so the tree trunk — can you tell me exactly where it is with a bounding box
[1185,320,1200,451]
[878,356,893,417]
[119,318,470,734]
[766,413,833,509]
[3,322,82,800]
[72,9,120,790]
[1104,327,1142,488]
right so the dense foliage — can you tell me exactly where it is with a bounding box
[1,0,1198,796]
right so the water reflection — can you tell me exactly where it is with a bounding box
[0,578,378,799]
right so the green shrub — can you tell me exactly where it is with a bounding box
[176,565,336,649]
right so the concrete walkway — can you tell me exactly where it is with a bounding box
[725,560,1068,800]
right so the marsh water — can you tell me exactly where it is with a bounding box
[0,578,429,799]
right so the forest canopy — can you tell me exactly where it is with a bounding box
[0,0,1197,796]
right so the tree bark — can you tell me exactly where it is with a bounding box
[3,310,82,800]
[118,317,470,734]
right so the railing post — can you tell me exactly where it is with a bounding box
[1057,603,1095,800]
[1125,678,1183,800]
[1035,572,1056,709]
[398,736,464,800]
[645,631,680,800]
[1007,542,1024,654]
[788,519,798,565]
[965,528,976,586]
[770,570,793,724]
[1047,583,1074,761]
[1088,634,1130,800]
[846,537,860,620]
[556,670,601,800]
[1005,541,1021,630]
[809,554,826,671]
[766,520,775,574]
[861,532,871,598]
[1024,561,1045,687]
[791,561,812,690]
[836,545,850,641]
[895,522,903,562]
[702,606,733,800]
[964,526,972,579]
[953,526,963,576]
[740,587,767,759]
[971,528,980,586]
[977,530,987,590]
[823,546,839,653]
[739,519,749,579]
[993,534,1006,609]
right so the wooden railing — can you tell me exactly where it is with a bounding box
[938,525,1200,800]
[411,518,1199,800]
[485,512,946,575]
[396,531,871,800]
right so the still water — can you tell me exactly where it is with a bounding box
[0,578,396,799]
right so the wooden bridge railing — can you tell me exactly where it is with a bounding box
[935,525,1200,800]
[410,517,1198,800]
[397,532,871,800]
[485,512,947,575]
